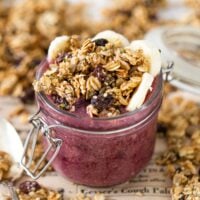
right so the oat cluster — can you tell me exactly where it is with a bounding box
[0,151,12,181]
[157,96,200,199]
[34,36,150,117]
[17,181,62,200]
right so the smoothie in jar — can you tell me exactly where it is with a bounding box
[33,30,162,186]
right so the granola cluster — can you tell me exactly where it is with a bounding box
[157,96,200,199]
[0,151,12,181]
[17,181,63,200]
[102,0,166,40]
[33,36,150,117]
[0,0,91,101]
[16,181,105,200]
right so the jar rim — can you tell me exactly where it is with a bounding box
[36,60,163,121]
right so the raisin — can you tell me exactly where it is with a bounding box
[19,181,41,194]
[91,94,113,111]
[93,38,108,46]
[92,66,107,82]
[51,94,69,109]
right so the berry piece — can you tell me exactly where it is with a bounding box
[93,38,108,46]
[19,181,41,194]
[91,94,113,111]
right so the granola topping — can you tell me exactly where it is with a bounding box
[33,33,156,117]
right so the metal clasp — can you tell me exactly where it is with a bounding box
[162,61,174,82]
[20,108,62,180]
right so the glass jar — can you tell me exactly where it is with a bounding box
[21,60,163,187]
[145,25,200,95]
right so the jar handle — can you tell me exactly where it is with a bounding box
[162,61,174,82]
[20,108,62,180]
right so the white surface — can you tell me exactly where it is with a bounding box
[0,118,23,180]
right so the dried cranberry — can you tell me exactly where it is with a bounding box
[51,94,68,109]
[19,181,41,194]
[93,38,108,46]
[92,66,106,82]
[91,94,113,111]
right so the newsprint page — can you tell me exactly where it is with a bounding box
[0,97,171,200]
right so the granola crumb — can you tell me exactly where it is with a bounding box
[70,193,105,200]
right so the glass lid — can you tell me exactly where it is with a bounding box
[145,26,200,95]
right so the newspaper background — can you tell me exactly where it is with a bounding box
[0,96,172,200]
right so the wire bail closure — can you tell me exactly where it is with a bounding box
[20,108,62,180]
[162,61,174,82]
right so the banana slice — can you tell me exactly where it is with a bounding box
[126,73,154,111]
[47,35,69,62]
[129,40,161,76]
[92,30,129,47]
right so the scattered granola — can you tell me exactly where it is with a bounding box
[102,0,166,40]
[0,151,12,181]
[33,34,156,117]
[17,182,105,200]
[0,0,92,101]
[156,95,200,200]
[17,181,63,200]
[70,193,105,200]
[8,105,30,124]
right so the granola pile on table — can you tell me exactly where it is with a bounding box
[16,181,105,200]
[102,0,166,40]
[157,96,200,199]
[0,0,91,101]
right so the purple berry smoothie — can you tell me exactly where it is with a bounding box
[35,60,163,187]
